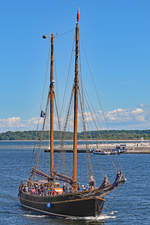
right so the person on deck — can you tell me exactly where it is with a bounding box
[113,170,124,186]
[99,176,110,189]
[77,183,80,191]
[89,176,95,190]
[63,183,67,192]
[81,185,86,191]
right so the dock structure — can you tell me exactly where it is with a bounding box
[124,147,150,154]
[1,141,150,154]
[49,142,150,154]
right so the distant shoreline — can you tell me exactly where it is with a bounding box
[1,130,150,141]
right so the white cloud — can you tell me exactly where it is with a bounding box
[0,117,22,128]
[131,108,143,114]
[27,117,43,125]
[105,108,131,122]
[103,106,150,129]
[0,117,43,132]
[1,105,150,132]
[81,112,94,122]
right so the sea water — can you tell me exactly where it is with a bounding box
[0,141,150,225]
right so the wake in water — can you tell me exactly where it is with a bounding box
[22,211,117,221]
[65,210,118,221]
[22,210,117,221]
[24,214,47,218]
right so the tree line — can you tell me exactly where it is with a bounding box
[0,130,150,140]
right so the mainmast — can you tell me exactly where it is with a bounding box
[50,34,54,176]
[73,11,79,191]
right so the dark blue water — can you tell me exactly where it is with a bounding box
[0,142,150,225]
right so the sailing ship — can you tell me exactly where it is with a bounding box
[18,11,125,218]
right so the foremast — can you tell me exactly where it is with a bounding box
[73,11,79,191]
[50,34,54,176]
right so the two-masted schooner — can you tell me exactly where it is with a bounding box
[18,11,125,218]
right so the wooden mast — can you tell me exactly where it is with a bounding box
[50,34,54,176]
[73,11,79,191]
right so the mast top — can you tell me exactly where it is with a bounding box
[77,10,79,23]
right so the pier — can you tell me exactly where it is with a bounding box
[1,141,150,154]
[49,142,150,154]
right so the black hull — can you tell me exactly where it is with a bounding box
[19,191,105,218]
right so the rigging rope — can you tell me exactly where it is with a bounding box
[81,41,109,130]
[30,45,51,176]
[78,68,119,171]
[33,92,50,170]
[78,76,106,178]
[54,93,68,175]
[54,28,74,39]
[61,86,74,145]
[79,88,95,181]
[54,85,74,176]
[59,39,75,121]
[78,47,119,173]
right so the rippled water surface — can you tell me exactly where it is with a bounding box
[0,141,150,225]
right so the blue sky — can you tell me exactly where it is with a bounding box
[0,0,150,132]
